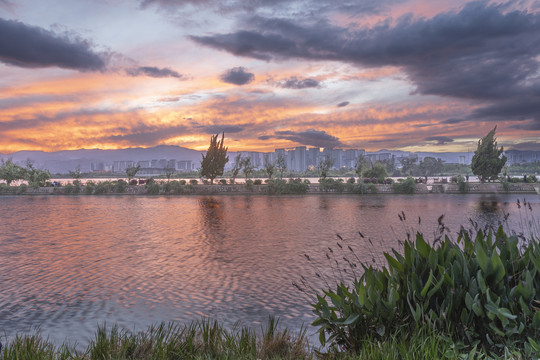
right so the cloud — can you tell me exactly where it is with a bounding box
[220,67,255,85]
[424,136,454,145]
[100,123,188,146]
[507,141,540,151]
[198,124,246,134]
[125,66,183,78]
[0,0,14,10]
[191,3,540,125]
[141,0,393,18]
[259,129,343,148]
[441,118,466,124]
[337,101,349,107]
[508,121,540,131]
[0,17,106,71]
[276,76,320,89]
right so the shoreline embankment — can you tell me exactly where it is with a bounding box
[1,182,538,195]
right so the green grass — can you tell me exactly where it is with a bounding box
[2,321,530,360]
[1,318,310,360]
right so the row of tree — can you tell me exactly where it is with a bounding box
[0,128,507,187]
[0,159,51,187]
[198,127,507,184]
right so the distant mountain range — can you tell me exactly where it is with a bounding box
[0,145,202,174]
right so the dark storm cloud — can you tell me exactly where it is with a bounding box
[220,67,255,85]
[276,76,320,89]
[0,17,106,71]
[508,121,540,131]
[472,97,540,121]
[192,2,540,124]
[507,141,540,150]
[337,101,349,107]
[198,124,245,134]
[441,118,466,125]
[101,123,188,146]
[126,66,183,78]
[259,129,343,148]
[0,108,116,132]
[424,136,454,145]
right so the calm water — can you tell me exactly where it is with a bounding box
[0,194,538,347]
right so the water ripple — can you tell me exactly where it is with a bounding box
[0,194,537,347]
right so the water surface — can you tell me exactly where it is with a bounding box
[0,194,538,346]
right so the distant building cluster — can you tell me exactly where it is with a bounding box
[90,159,195,175]
[229,147,407,172]
[87,147,540,175]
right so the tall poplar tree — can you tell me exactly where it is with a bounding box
[471,126,507,182]
[200,133,229,184]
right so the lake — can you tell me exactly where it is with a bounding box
[0,193,538,347]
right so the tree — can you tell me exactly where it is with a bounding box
[24,160,51,187]
[364,162,388,179]
[263,154,275,179]
[471,126,507,182]
[0,159,26,185]
[418,157,444,176]
[354,154,367,180]
[242,157,254,180]
[230,153,243,184]
[126,164,141,184]
[318,156,334,180]
[69,165,82,184]
[200,133,229,184]
[164,167,175,182]
[275,153,287,179]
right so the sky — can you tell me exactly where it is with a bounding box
[1,0,539,154]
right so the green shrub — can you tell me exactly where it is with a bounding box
[84,181,95,195]
[319,178,345,193]
[163,180,188,194]
[146,181,160,195]
[311,225,540,356]
[190,179,198,185]
[63,183,74,194]
[457,175,468,194]
[219,179,227,185]
[93,181,111,194]
[347,177,355,184]
[527,175,537,183]
[0,183,9,193]
[502,180,511,192]
[392,177,415,194]
[253,179,262,185]
[350,182,378,194]
[266,178,309,194]
[113,180,127,193]
[17,183,27,194]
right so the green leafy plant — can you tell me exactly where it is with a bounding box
[309,219,540,356]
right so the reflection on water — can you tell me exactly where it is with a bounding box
[0,194,538,347]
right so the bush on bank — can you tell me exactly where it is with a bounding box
[311,224,540,357]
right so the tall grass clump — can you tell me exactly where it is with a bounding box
[1,318,310,360]
[306,205,540,357]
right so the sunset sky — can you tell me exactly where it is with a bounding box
[1,0,539,154]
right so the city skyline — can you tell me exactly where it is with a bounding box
[1,1,540,154]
